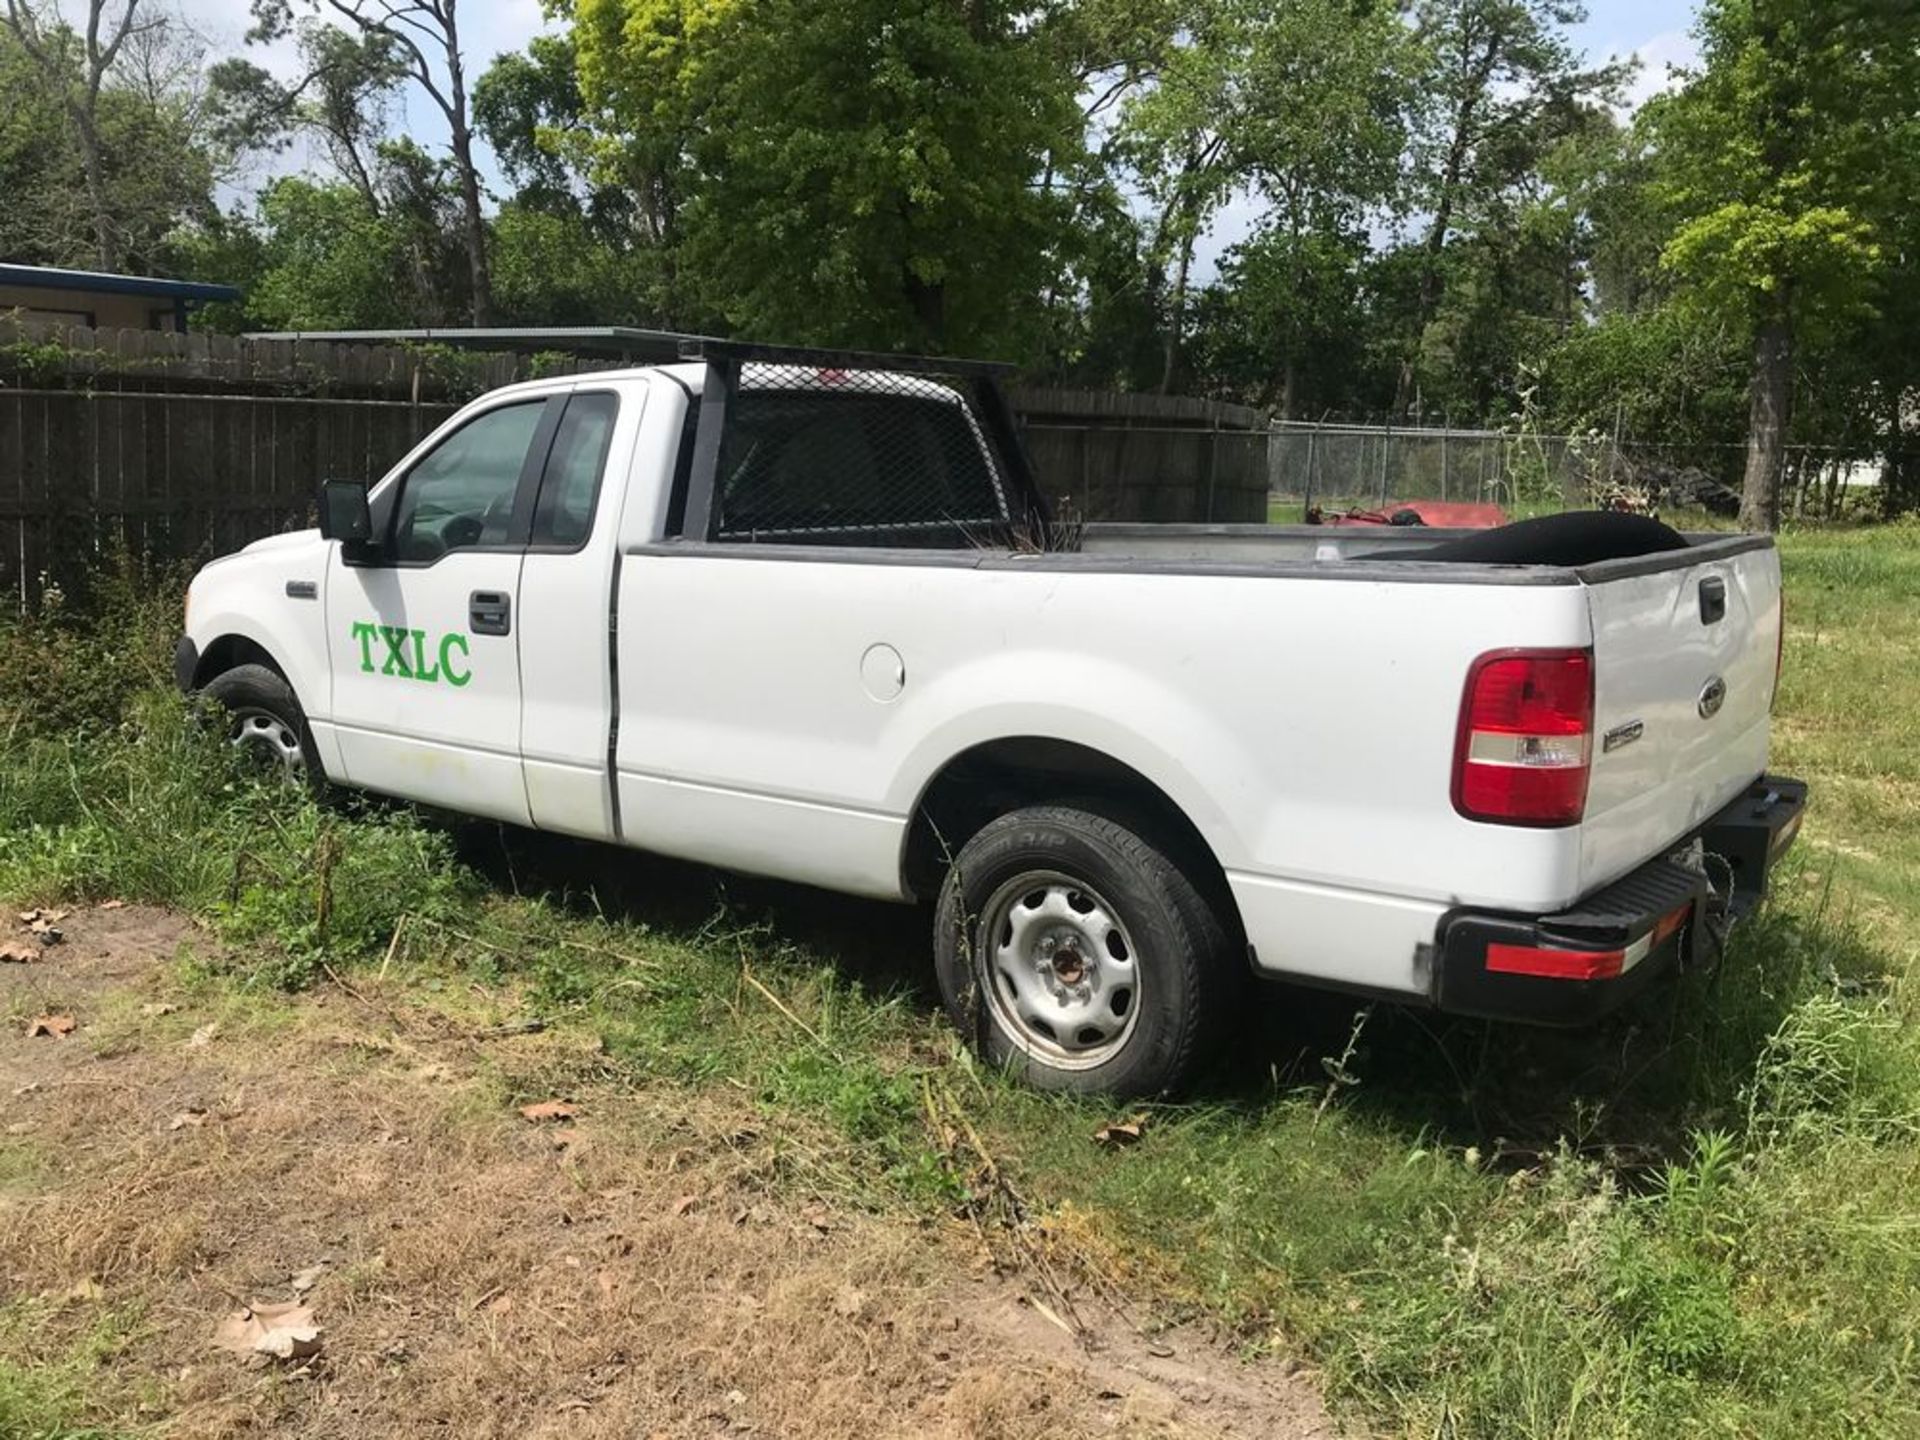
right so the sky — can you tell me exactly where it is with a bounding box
[173,0,1704,277]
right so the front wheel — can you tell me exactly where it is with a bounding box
[933,805,1237,1097]
[200,664,321,786]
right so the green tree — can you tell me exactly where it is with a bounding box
[570,0,1082,356]
[197,139,471,330]
[1234,0,1413,415]
[1187,226,1374,414]
[209,21,404,215]
[1109,0,1248,390]
[1398,0,1623,413]
[1654,0,1914,530]
[475,31,677,326]
[248,0,496,324]
[0,1,217,273]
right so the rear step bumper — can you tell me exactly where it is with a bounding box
[1433,775,1807,1026]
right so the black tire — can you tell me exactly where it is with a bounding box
[200,664,324,786]
[933,804,1237,1097]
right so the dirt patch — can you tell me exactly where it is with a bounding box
[0,906,1337,1438]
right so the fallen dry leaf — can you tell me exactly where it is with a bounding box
[671,1194,699,1217]
[187,1023,219,1049]
[25,1014,76,1039]
[139,1002,179,1018]
[1093,1113,1151,1148]
[11,1081,41,1098]
[212,1300,323,1364]
[518,1099,576,1124]
[290,1263,327,1297]
[801,1205,832,1235]
[168,1108,209,1132]
[0,942,38,964]
[98,899,127,910]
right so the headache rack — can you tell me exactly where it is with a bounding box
[673,337,1056,550]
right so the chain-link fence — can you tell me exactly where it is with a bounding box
[1267,421,1617,516]
[1268,420,1893,521]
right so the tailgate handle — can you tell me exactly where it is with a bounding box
[1698,577,1726,625]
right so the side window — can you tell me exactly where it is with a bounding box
[391,401,546,562]
[531,393,619,549]
[714,392,1006,542]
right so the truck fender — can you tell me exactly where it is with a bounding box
[886,660,1260,882]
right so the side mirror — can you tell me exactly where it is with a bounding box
[318,479,373,545]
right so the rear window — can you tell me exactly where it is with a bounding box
[712,389,1008,544]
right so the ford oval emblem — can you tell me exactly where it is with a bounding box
[1698,675,1728,719]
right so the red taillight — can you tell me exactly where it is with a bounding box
[1453,649,1594,826]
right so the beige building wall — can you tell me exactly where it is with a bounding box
[0,285,179,330]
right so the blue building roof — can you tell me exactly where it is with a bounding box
[0,264,240,303]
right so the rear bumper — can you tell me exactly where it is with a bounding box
[1433,775,1807,1026]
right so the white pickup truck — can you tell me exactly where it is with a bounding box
[177,340,1805,1096]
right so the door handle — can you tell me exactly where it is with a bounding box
[1699,576,1727,625]
[469,590,512,636]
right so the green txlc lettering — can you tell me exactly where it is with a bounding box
[349,622,472,687]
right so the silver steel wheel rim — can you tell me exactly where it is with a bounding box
[975,870,1141,1070]
[229,707,304,779]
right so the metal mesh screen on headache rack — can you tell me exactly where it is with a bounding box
[710,362,1021,546]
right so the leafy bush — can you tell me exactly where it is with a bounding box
[0,550,184,739]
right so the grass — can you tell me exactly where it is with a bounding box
[3,525,1920,1437]
[0,1301,144,1440]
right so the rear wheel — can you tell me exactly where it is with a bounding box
[200,664,321,785]
[933,804,1236,1097]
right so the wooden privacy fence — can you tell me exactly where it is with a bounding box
[2,387,465,600]
[1,322,1273,607]
[1010,388,1271,525]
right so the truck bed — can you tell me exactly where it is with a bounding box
[1076,522,1770,579]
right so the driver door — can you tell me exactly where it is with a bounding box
[324,395,556,824]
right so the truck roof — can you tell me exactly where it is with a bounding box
[482,361,977,406]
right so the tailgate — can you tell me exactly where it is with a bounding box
[1578,539,1782,895]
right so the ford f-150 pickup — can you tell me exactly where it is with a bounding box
[176,339,1805,1096]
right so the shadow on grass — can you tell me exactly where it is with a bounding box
[451,820,1880,1175]
[451,819,937,1001]
[1240,889,1891,1176]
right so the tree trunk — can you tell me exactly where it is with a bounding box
[904,271,946,350]
[1158,232,1193,396]
[1739,312,1792,532]
[1883,387,1912,519]
[449,120,493,325]
[441,4,491,326]
[69,104,119,271]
